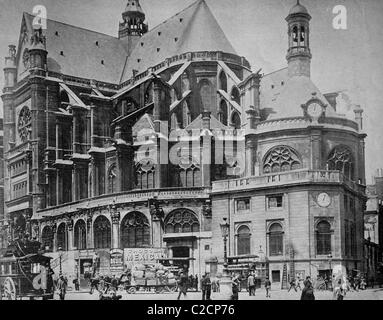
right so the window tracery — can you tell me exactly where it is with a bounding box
[165,209,200,234]
[263,146,302,174]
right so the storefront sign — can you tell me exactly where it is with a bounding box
[110,249,124,273]
[124,248,167,268]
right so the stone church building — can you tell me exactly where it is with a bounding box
[2,0,367,285]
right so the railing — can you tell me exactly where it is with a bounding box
[37,187,210,217]
[212,170,365,193]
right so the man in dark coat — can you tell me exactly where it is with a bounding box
[300,281,315,300]
[201,273,212,300]
[177,272,189,300]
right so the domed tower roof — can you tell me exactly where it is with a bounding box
[125,0,144,15]
[288,1,309,16]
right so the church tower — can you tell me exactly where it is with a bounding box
[286,0,312,78]
[119,0,148,53]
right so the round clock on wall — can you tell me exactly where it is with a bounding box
[317,192,331,208]
[307,102,323,118]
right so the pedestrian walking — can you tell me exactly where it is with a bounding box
[334,279,346,300]
[89,276,100,295]
[247,273,256,296]
[57,274,67,300]
[111,275,119,291]
[177,272,189,300]
[264,277,271,298]
[300,280,315,300]
[288,278,297,292]
[201,273,212,300]
[303,276,312,287]
[73,278,80,291]
[231,275,240,300]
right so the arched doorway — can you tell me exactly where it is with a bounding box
[164,209,200,273]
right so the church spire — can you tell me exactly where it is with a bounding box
[286,0,312,78]
[119,0,148,50]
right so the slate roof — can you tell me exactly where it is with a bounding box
[260,68,341,120]
[22,13,129,84]
[120,0,237,83]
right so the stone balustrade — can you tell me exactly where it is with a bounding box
[212,170,365,194]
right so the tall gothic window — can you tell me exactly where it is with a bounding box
[237,225,251,256]
[121,212,150,248]
[108,164,117,194]
[218,100,228,125]
[268,223,284,256]
[165,209,200,234]
[56,223,67,251]
[135,159,155,190]
[17,106,32,143]
[327,146,354,180]
[316,221,332,255]
[231,87,240,105]
[263,146,302,174]
[231,111,241,129]
[219,71,227,92]
[74,220,87,250]
[41,226,54,252]
[177,156,201,187]
[93,216,111,249]
[199,79,213,112]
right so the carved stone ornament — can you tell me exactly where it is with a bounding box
[202,201,212,218]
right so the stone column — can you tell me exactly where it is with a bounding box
[245,139,257,177]
[52,223,57,252]
[111,209,120,249]
[67,219,74,251]
[86,211,93,249]
[201,111,212,187]
[309,128,322,170]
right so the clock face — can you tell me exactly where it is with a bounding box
[317,192,331,207]
[307,102,323,118]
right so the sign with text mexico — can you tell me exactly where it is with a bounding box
[124,248,167,269]
[110,249,124,273]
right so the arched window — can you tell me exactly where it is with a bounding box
[165,209,200,234]
[219,71,227,92]
[231,87,240,105]
[268,223,284,256]
[292,25,299,45]
[182,101,191,128]
[135,159,155,190]
[327,146,354,180]
[108,164,117,194]
[263,146,302,174]
[177,156,201,187]
[237,225,251,256]
[74,220,87,250]
[171,113,179,130]
[300,26,306,44]
[199,79,213,112]
[316,221,332,255]
[218,100,228,125]
[93,216,111,249]
[56,223,67,251]
[121,212,150,248]
[41,226,54,252]
[231,111,241,129]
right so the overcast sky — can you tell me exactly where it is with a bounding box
[0,0,382,183]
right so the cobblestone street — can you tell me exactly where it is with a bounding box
[61,288,383,301]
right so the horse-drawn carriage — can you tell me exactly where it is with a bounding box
[124,264,178,294]
[0,240,54,300]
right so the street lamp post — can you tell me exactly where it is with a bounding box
[219,218,232,300]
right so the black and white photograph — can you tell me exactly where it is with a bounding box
[0,0,383,305]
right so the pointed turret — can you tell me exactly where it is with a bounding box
[119,0,148,54]
[286,0,312,78]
